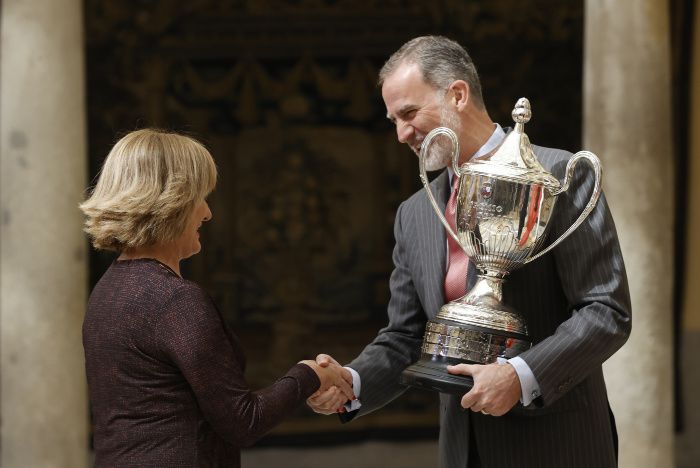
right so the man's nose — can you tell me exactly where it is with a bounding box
[396,121,414,144]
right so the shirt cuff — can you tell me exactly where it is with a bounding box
[344,367,362,412]
[497,356,541,406]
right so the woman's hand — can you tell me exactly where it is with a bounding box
[304,354,355,414]
[300,358,355,405]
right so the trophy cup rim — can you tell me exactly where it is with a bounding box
[461,159,561,192]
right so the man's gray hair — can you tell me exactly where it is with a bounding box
[378,36,485,109]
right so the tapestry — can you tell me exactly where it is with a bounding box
[85,0,584,443]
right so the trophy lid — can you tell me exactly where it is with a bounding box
[463,98,561,192]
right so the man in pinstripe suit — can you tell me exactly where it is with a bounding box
[308,36,631,468]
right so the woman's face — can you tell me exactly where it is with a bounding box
[174,199,212,261]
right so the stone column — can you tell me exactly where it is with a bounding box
[0,0,89,466]
[683,0,700,335]
[584,1,674,467]
[676,5,700,467]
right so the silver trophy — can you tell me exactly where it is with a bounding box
[400,98,602,393]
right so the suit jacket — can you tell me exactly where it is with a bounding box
[347,144,632,468]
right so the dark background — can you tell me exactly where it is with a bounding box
[84,0,585,444]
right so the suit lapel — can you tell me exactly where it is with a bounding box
[418,170,450,318]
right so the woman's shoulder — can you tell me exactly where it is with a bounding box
[167,278,213,309]
[153,273,217,320]
[103,258,212,308]
[153,274,227,348]
[110,258,188,287]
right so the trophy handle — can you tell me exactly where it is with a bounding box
[525,150,602,264]
[419,127,462,247]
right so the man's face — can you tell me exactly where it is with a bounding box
[382,63,458,170]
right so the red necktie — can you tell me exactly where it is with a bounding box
[444,175,469,302]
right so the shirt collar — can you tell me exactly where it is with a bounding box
[447,123,505,182]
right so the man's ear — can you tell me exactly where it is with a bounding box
[448,80,470,111]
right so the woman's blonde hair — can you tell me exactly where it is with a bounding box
[80,129,217,252]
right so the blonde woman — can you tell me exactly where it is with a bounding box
[80,129,354,468]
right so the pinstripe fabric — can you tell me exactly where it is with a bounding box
[347,144,631,468]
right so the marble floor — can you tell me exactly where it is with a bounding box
[242,439,439,468]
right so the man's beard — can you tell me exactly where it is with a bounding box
[420,106,461,171]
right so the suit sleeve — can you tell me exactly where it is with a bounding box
[345,201,428,418]
[155,284,320,446]
[518,153,632,406]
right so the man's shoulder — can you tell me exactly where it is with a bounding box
[532,144,574,174]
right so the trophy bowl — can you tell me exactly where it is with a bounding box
[400,98,602,394]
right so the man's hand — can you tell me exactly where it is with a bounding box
[447,362,521,416]
[305,354,353,415]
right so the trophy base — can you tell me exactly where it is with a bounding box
[400,297,533,395]
[400,356,474,394]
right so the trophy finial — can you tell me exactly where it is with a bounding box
[512,98,531,132]
[477,97,559,190]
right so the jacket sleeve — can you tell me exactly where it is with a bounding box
[156,284,320,446]
[518,152,632,407]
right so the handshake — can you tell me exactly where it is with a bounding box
[299,354,354,415]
